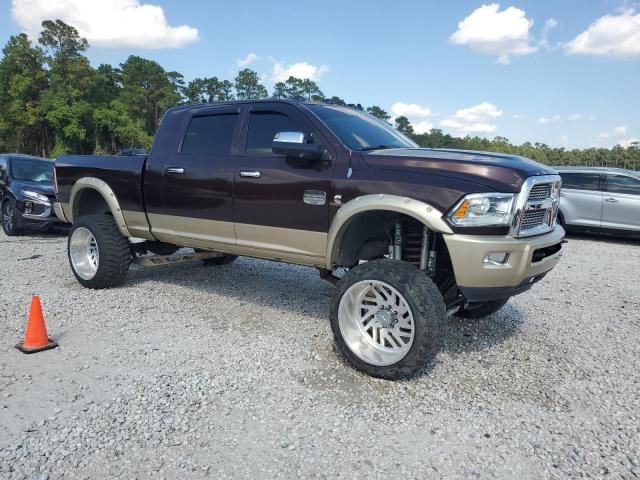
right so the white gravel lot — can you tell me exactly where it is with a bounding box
[1,231,639,479]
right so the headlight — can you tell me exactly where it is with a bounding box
[446,193,516,227]
[20,189,50,203]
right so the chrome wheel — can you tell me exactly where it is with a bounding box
[338,280,415,366]
[3,203,14,232]
[69,227,100,280]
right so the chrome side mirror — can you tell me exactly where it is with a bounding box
[272,131,324,160]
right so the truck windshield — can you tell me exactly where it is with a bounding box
[10,159,53,183]
[307,104,417,151]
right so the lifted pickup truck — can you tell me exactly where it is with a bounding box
[54,100,564,379]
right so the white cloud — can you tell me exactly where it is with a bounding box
[539,115,561,124]
[618,138,639,148]
[595,128,639,148]
[568,114,583,121]
[564,9,640,57]
[413,121,434,134]
[12,0,199,48]
[271,60,329,82]
[450,3,537,64]
[539,18,559,49]
[512,113,527,120]
[390,102,435,119]
[236,53,258,68]
[439,101,502,135]
[560,134,569,146]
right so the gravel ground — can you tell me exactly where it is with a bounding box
[1,231,639,479]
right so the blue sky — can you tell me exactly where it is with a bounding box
[1,0,639,149]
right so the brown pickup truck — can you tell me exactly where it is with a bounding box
[53,99,564,379]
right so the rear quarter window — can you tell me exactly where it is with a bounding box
[181,114,238,155]
[559,173,601,191]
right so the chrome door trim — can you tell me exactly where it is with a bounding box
[240,171,261,178]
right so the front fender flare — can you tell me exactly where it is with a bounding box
[325,194,453,268]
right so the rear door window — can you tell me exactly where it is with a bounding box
[559,173,601,191]
[605,175,640,195]
[181,113,238,155]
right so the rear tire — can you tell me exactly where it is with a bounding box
[458,298,509,319]
[68,214,131,289]
[330,259,446,380]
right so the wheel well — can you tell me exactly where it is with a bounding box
[73,188,111,220]
[334,210,457,301]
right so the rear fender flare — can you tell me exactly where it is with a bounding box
[68,177,131,238]
[325,194,453,268]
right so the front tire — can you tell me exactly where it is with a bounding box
[68,214,131,289]
[1,199,21,236]
[458,298,509,319]
[330,259,446,380]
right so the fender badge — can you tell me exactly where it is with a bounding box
[303,190,326,206]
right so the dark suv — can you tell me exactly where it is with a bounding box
[0,154,63,235]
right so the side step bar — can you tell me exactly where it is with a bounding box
[132,251,225,269]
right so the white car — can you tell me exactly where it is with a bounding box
[554,167,640,238]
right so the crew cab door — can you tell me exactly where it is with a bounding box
[601,173,640,232]
[147,106,241,246]
[234,103,333,260]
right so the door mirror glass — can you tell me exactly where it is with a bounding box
[272,131,324,160]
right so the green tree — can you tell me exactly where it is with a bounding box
[94,99,151,153]
[0,34,50,155]
[234,69,268,100]
[119,55,181,135]
[366,105,390,121]
[38,20,94,155]
[272,81,287,99]
[394,115,414,135]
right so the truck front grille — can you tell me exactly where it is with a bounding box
[513,176,562,237]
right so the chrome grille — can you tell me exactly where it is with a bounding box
[512,176,562,237]
[528,184,551,202]
[520,209,547,230]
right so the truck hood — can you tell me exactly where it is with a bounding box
[361,148,556,192]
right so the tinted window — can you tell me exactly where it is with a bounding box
[606,175,640,195]
[0,157,7,179]
[307,104,417,151]
[10,159,52,183]
[181,114,238,155]
[559,173,601,191]
[246,112,306,155]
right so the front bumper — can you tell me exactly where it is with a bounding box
[443,226,565,301]
[16,198,64,228]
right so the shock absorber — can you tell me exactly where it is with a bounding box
[393,220,402,260]
[419,225,437,277]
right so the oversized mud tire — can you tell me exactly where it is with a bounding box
[458,298,509,319]
[330,259,446,380]
[68,214,131,289]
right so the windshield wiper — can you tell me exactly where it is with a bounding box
[358,145,401,151]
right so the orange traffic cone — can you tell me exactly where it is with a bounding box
[15,295,58,354]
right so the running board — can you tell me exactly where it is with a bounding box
[132,251,225,269]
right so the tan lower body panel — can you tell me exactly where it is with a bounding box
[146,213,327,267]
[123,210,154,240]
[443,226,565,288]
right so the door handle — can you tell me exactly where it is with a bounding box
[604,197,618,203]
[166,167,185,175]
[240,171,261,178]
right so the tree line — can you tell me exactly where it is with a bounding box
[0,20,638,170]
